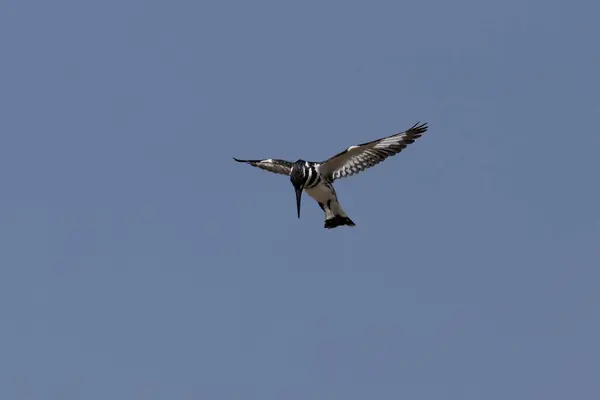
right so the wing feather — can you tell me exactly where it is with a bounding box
[233,157,292,176]
[319,122,428,181]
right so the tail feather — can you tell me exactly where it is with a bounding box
[322,198,355,229]
[324,215,356,229]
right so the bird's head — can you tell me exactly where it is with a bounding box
[290,160,307,219]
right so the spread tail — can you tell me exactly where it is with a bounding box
[324,215,356,229]
[322,200,355,229]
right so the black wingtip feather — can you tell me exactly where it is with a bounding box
[408,121,428,135]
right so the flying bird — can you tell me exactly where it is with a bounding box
[234,121,428,229]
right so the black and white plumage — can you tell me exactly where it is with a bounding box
[231,158,293,176]
[234,122,428,229]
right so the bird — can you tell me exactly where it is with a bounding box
[233,121,428,229]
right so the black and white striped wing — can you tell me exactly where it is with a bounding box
[319,122,428,181]
[233,157,293,176]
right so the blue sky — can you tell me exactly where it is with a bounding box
[1,0,599,399]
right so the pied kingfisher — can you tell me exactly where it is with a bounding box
[234,122,428,229]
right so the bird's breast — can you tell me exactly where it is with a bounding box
[305,182,337,203]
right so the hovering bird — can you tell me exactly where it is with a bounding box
[234,122,428,229]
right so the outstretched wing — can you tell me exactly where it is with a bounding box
[233,157,293,176]
[319,122,428,181]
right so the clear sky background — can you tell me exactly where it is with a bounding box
[1,0,599,399]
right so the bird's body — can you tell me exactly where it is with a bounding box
[234,122,428,229]
[296,161,355,228]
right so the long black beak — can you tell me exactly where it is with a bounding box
[295,187,303,218]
